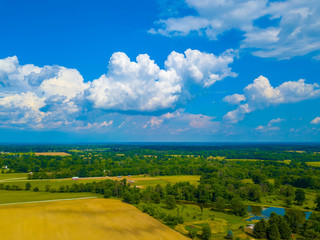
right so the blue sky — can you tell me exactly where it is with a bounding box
[0,0,319,142]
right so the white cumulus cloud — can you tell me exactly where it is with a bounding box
[224,75,320,123]
[311,117,320,124]
[151,0,320,59]
[87,49,237,111]
[0,49,236,129]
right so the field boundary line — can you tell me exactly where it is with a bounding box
[0,196,97,206]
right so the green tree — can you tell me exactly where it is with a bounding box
[25,182,31,190]
[188,228,197,239]
[314,195,320,211]
[230,197,246,216]
[268,223,280,240]
[284,208,306,233]
[251,171,267,184]
[45,185,50,192]
[254,218,267,239]
[215,196,226,211]
[226,230,233,239]
[284,197,293,208]
[294,189,306,205]
[33,187,39,192]
[201,226,212,240]
[278,220,291,239]
[165,195,176,210]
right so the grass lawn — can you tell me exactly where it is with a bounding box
[0,190,99,204]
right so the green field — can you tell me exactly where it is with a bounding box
[0,173,28,180]
[0,178,105,191]
[0,190,98,204]
[0,174,200,192]
[134,175,200,187]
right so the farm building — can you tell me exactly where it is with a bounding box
[72,177,79,180]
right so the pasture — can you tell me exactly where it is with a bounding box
[0,198,189,240]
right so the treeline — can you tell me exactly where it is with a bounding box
[254,210,320,239]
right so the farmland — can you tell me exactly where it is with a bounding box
[306,161,320,167]
[0,173,200,191]
[0,198,189,240]
[0,190,98,204]
[34,152,71,156]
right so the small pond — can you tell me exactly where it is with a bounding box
[246,205,312,221]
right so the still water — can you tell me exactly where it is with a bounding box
[246,205,312,221]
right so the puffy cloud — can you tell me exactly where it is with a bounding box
[269,118,285,124]
[311,117,320,124]
[224,75,320,123]
[151,0,320,59]
[87,49,236,111]
[86,52,181,111]
[0,56,88,128]
[39,68,89,99]
[223,94,246,105]
[143,117,164,129]
[0,49,236,129]
[143,109,217,132]
[76,120,113,130]
[0,92,45,126]
[255,118,284,132]
[165,49,237,87]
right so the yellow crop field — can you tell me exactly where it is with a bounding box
[0,198,189,240]
[306,162,320,167]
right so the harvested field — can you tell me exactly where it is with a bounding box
[35,152,71,156]
[0,198,189,240]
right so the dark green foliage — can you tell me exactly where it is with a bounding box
[279,220,292,239]
[188,227,197,239]
[215,196,225,211]
[33,187,39,192]
[267,223,280,240]
[251,171,267,184]
[201,226,212,240]
[25,182,31,190]
[294,189,306,205]
[254,218,267,239]
[226,230,233,239]
[165,195,176,209]
[230,197,246,216]
[315,195,320,211]
[284,208,306,233]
